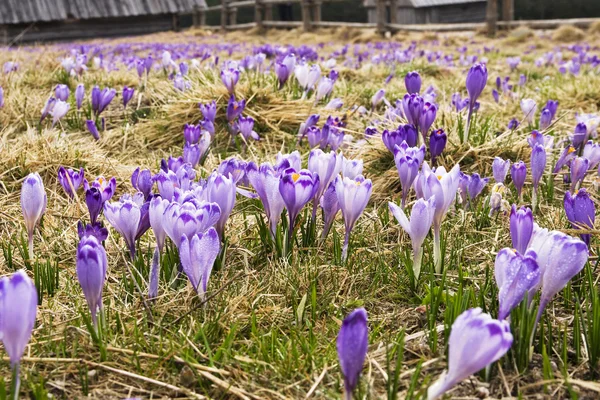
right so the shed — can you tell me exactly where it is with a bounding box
[396,0,487,24]
[0,0,207,44]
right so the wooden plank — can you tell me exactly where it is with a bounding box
[225,22,257,30]
[486,0,497,36]
[313,21,377,28]
[228,0,255,8]
[262,20,302,28]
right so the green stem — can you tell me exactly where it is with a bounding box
[433,227,442,274]
[413,246,423,282]
[10,363,20,400]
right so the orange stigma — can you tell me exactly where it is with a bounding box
[292,173,300,182]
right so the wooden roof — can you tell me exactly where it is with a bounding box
[0,0,207,24]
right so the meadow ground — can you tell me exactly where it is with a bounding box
[1,23,600,399]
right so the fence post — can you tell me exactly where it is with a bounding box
[486,0,497,36]
[389,0,397,25]
[376,0,386,35]
[312,0,322,25]
[265,3,273,20]
[502,0,514,22]
[230,6,238,25]
[255,0,264,31]
[221,0,229,30]
[301,0,312,32]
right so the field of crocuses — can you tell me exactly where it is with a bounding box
[1,24,600,399]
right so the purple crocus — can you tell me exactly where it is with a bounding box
[0,269,38,390]
[342,157,363,180]
[40,97,56,122]
[539,108,552,130]
[564,189,595,246]
[429,129,447,164]
[75,84,84,110]
[205,172,236,238]
[54,84,69,101]
[371,89,385,110]
[58,166,84,199]
[179,228,221,298]
[528,225,588,326]
[570,157,589,192]
[336,308,368,400]
[510,205,533,254]
[279,168,319,243]
[308,149,343,219]
[162,200,221,248]
[336,175,372,262]
[77,221,108,243]
[394,151,420,209]
[91,86,116,116]
[492,157,511,183]
[122,86,135,108]
[405,71,422,94]
[51,100,70,127]
[402,93,424,129]
[510,161,527,201]
[531,144,546,206]
[467,173,489,201]
[572,123,588,150]
[152,171,177,202]
[86,120,100,140]
[427,308,512,400]
[221,68,240,94]
[320,181,340,240]
[508,118,519,130]
[184,124,202,144]
[238,116,260,142]
[76,234,108,326]
[149,196,170,253]
[131,168,153,200]
[419,102,437,140]
[389,196,436,279]
[103,195,143,259]
[226,95,245,123]
[520,99,537,125]
[553,145,577,173]
[21,173,47,260]
[382,125,417,153]
[275,63,290,89]
[247,162,286,238]
[0,87,4,108]
[495,248,540,320]
[315,77,335,102]
[465,63,488,132]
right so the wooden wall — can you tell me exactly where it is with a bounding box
[396,3,486,24]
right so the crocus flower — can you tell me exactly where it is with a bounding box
[77,221,108,242]
[508,118,519,130]
[336,175,372,262]
[298,114,320,142]
[405,71,422,94]
[320,181,340,240]
[429,129,447,164]
[570,157,589,192]
[382,125,418,153]
[221,68,240,94]
[510,205,533,254]
[553,145,577,173]
[492,89,499,103]
[389,196,436,279]
[510,161,527,200]
[84,176,116,203]
[238,116,260,142]
[131,168,153,200]
[492,158,511,183]
[371,89,385,110]
[520,99,537,125]
[467,173,489,201]
[416,163,461,273]
[528,225,588,326]
[104,196,143,259]
[489,183,509,216]
[162,200,221,249]
[200,100,217,124]
[539,108,552,130]
[51,100,70,127]
[40,97,56,122]
[179,228,221,298]
[205,172,236,238]
[427,308,512,400]
[531,144,546,206]
[21,173,47,259]
[336,308,368,400]
[182,143,202,167]
[342,157,363,180]
[226,95,245,123]
[86,120,100,140]
[465,63,488,130]
[583,141,600,170]
[402,93,424,129]
[91,86,116,116]
[394,151,420,209]
[184,124,201,145]
[308,149,343,219]
[571,123,588,150]
[75,84,84,110]
[279,168,319,243]
[0,87,3,108]
[315,77,334,102]
[149,196,170,253]
[419,102,437,140]
[122,86,135,108]
[55,84,70,101]
[58,166,84,199]
[275,151,302,173]
[275,63,289,89]
[76,234,108,326]
[0,269,38,383]
[495,248,540,320]
[564,189,595,246]
[326,98,344,110]
[247,162,286,238]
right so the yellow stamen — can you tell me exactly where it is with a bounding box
[437,175,442,180]
[568,146,576,154]
[292,173,300,182]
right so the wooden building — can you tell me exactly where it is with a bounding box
[0,0,207,44]
[365,0,487,25]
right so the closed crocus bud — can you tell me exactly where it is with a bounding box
[86,120,100,140]
[545,100,558,120]
[492,157,511,183]
[325,97,344,110]
[179,228,221,297]
[131,168,153,200]
[510,205,533,254]
[427,308,512,400]
[495,248,540,320]
[371,89,385,110]
[76,235,108,326]
[320,181,340,240]
[337,308,368,400]
[91,86,101,113]
[570,157,589,192]
[275,63,289,89]
[467,173,489,201]
[75,84,84,110]
[183,124,201,145]
[404,71,422,94]
[21,173,47,259]
[308,149,343,218]
[394,152,419,209]
[205,172,237,238]
[315,77,335,102]
[0,270,38,367]
[336,175,372,262]
[58,166,85,199]
[294,63,310,90]
[51,100,70,127]
[85,187,103,224]
[97,87,116,115]
[55,84,70,101]
[572,123,588,150]
[510,161,527,199]
[389,196,436,279]
[104,197,142,260]
[507,118,519,130]
[528,225,588,326]
[429,128,447,163]
[539,108,552,130]
[465,63,487,128]
[183,143,202,167]
[564,189,596,247]
[149,196,170,252]
[402,93,424,128]
[419,102,437,138]
[220,68,239,94]
[492,89,499,103]
[520,98,537,125]
[122,86,135,108]
[531,144,547,192]
[382,128,406,154]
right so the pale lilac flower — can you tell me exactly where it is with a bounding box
[21,173,47,259]
[179,228,221,298]
[495,248,540,320]
[336,175,372,262]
